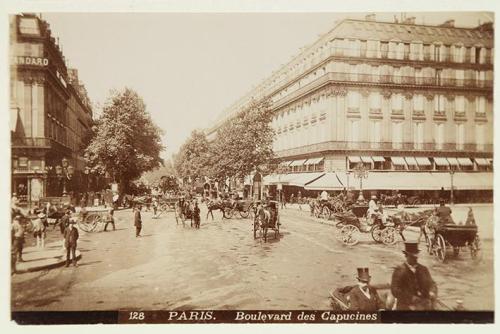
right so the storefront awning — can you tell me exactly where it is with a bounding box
[288,172,326,187]
[415,157,431,166]
[475,158,490,166]
[447,158,459,166]
[305,157,324,165]
[279,161,292,167]
[391,157,406,166]
[363,172,448,190]
[433,157,449,166]
[452,172,493,190]
[348,156,361,163]
[371,156,385,162]
[457,158,473,166]
[304,172,345,191]
[289,159,307,167]
[360,156,372,163]
[404,157,418,165]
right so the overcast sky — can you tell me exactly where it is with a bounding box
[42,12,493,160]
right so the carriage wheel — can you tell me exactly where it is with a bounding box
[381,227,397,245]
[239,210,250,218]
[470,235,481,259]
[321,206,332,220]
[435,234,447,262]
[339,225,360,246]
[80,214,100,232]
[370,225,383,243]
[223,208,233,219]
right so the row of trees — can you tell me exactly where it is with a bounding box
[84,88,165,193]
[174,99,276,183]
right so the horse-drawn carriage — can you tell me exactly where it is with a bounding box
[254,200,280,242]
[223,199,254,219]
[422,216,480,262]
[76,207,111,232]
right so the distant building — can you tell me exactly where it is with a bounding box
[10,14,94,203]
[206,15,493,202]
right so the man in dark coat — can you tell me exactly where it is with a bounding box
[134,205,142,237]
[391,242,437,310]
[64,220,79,267]
[347,268,384,311]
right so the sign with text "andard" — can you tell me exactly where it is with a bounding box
[12,56,49,66]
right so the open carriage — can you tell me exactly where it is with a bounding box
[76,207,110,232]
[222,199,254,219]
[422,216,480,262]
[253,200,280,242]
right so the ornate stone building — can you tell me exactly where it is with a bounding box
[10,14,94,202]
[210,15,494,199]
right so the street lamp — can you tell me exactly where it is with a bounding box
[353,162,369,202]
[55,158,74,196]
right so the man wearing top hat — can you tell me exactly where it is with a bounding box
[391,242,437,310]
[64,218,79,267]
[347,268,384,311]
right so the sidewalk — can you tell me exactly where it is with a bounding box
[14,241,81,274]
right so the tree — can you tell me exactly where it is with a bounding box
[140,159,176,185]
[210,99,275,179]
[174,129,211,180]
[84,88,164,192]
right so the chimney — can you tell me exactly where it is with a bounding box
[403,16,416,25]
[439,19,455,28]
[365,14,376,22]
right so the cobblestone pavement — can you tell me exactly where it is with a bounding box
[11,204,493,311]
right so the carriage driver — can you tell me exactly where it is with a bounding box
[435,200,453,226]
[367,195,378,222]
[320,190,329,204]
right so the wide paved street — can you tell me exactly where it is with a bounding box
[11,204,493,311]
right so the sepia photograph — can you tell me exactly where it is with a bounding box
[3,1,496,326]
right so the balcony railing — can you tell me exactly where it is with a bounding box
[11,137,52,148]
[275,141,493,158]
[330,72,492,89]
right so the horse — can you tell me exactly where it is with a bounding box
[205,199,225,220]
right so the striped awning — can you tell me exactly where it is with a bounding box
[305,157,324,165]
[457,158,473,166]
[433,157,449,166]
[371,156,385,162]
[415,157,431,166]
[360,156,373,163]
[289,159,307,167]
[447,158,460,166]
[391,157,406,166]
[348,156,361,163]
[404,157,418,165]
[475,158,490,166]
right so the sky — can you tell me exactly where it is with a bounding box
[41,12,493,161]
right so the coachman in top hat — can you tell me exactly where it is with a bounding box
[391,242,437,310]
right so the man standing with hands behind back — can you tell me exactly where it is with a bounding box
[134,204,142,237]
[64,219,79,267]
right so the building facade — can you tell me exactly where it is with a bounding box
[207,16,494,201]
[10,14,94,203]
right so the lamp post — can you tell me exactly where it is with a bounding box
[55,158,74,196]
[353,162,369,202]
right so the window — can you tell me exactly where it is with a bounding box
[349,119,360,146]
[389,41,398,59]
[391,93,403,113]
[380,41,389,58]
[476,124,485,151]
[413,94,424,113]
[369,92,382,111]
[19,18,40,35]
[347,91,360,111]
[367,40,380,58]
[349,39,361,57]
[455,96,465,114]
[456,123,465,150]
[414,122,424,149]
[435,123,445,149]
[456,69,465,86]
[392,122,403,149]
[370,121,381,148]
[350,64,358,81]
[434,95,446,114]
[476,96,486,114]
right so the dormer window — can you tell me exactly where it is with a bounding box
[19,17,40,35]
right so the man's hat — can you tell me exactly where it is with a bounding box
[403,242,420,256]
[356,268,371,282]
[371,195,377,199]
